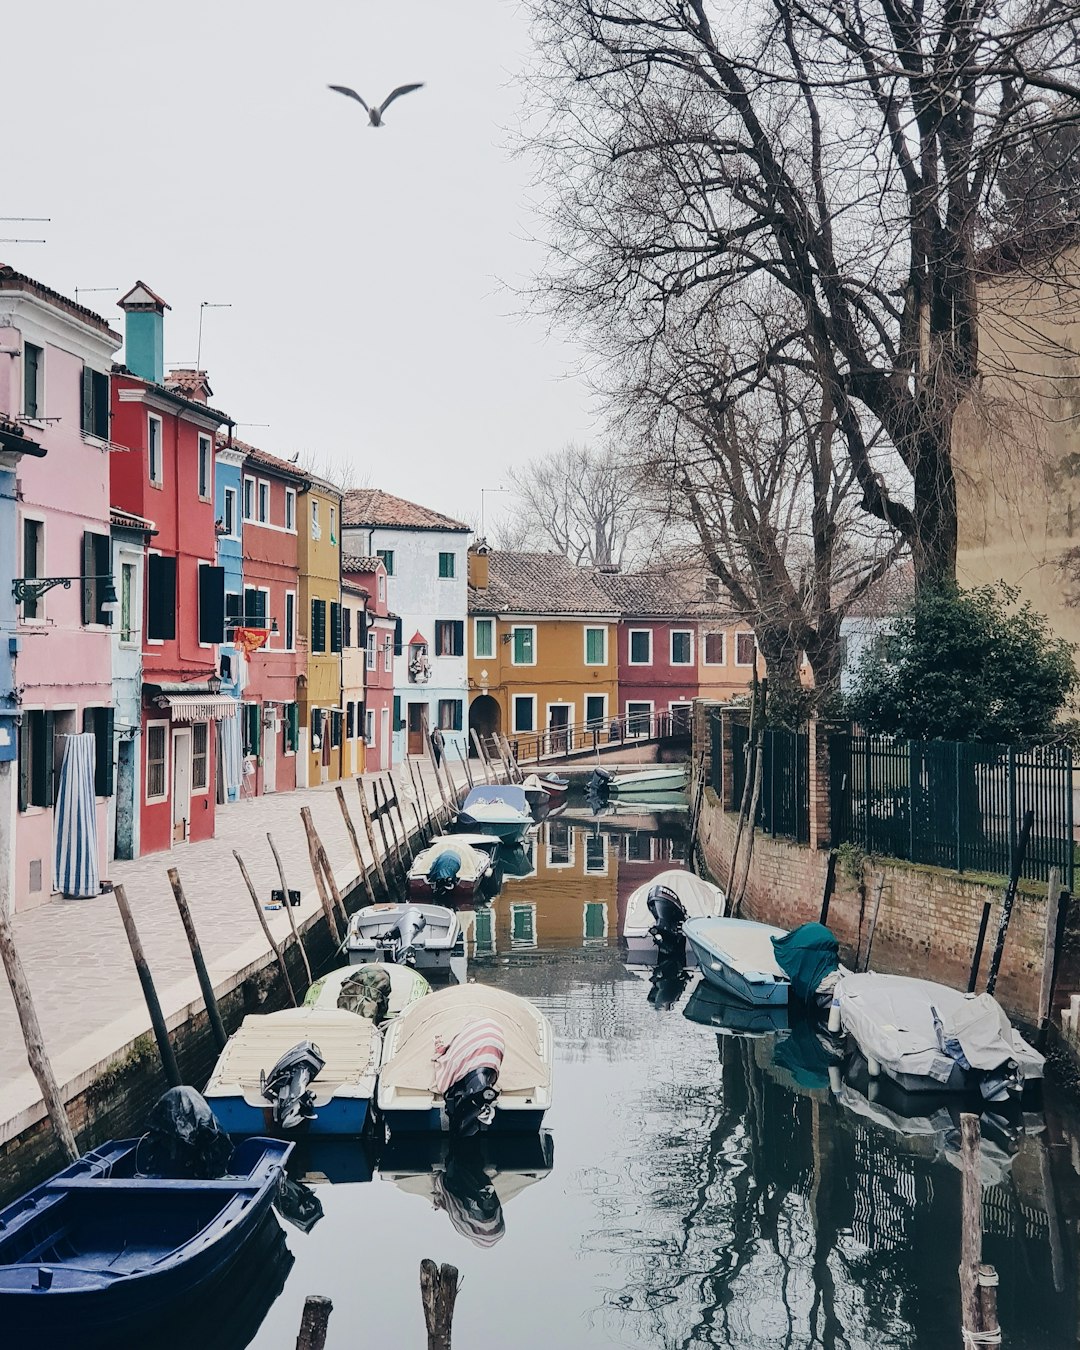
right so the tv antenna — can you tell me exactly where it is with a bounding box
[0,216,49,244]
[196,301,232,369]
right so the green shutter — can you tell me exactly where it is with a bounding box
[330,602,342,653]
[586,628,604,663]
[35,711,55,808]
[17,715,31,812]
[475,619,493,658]
[393,695,403,732]
[585,902,606,939]
[80,366,93,434]
[513,628,533,664]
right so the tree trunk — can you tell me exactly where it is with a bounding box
[910,425,958,591]
[757,630,804,727]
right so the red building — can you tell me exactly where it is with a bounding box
[342,554,395,771]
[110,282,234,854]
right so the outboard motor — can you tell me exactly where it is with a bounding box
[139,1086,233,1179]
[427,850,463,898]
[382,905,428,965]
[587,768,612,801]
[434,1018,506,1136]
[646,884,689,960]
[260,1040,326,1130]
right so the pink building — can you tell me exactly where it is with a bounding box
[1,266,122,911]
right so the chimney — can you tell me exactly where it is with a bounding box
[118,281,170,385]
[164,368,212,405]
[468,540,490,590]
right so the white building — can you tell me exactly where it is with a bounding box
[341,490,471,763]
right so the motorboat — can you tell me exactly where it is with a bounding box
[428,831,501,859]
[836,972,1045,1101]
[0,1088,291,1343]
[621,867,725,965]
[379,1133,554,1247]
[304,962,430,1020]
[684,917,790,1005]
[590,765,687,798]
[538,772,569,798]
[204,1007,381,1135]
[407,840,494,901]
[346,902,462,972]
[454,785,533,843]
[521,773,551,813]
[378,984,554,1135]
[683,980,791,1036]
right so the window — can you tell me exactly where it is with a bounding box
[438,552,456,578]
[23,342,42,418]
[585,835,607,876]
[513,695,536,733]
[145,553,177,641]
[225,592,242,635]
[365,709,375,742]
[584,899,608,939]
[243,586,268,627]
[198,435,211,499]
[547,820,572,867]
[81,367,109,439]
[438,699,463,731]
[329,505,336,543]
[330,601,342,653]
[20,517,44,620]
[511,626,535,666]
[242,476,256,521]
[383,636,392,672]
[510,903,537,948]
[17,710,54,810]
[120,561,137,643]
[81,531,112,626]
[584,626,606,665]
[346,702,355,740]
[704,631,725,665]
[146,723,168,801]
[285,489,296,532]
[377,573,386,603]
[257,480,270,524]
[736,631,757,666]
[147,414,163,484]
[376,548,394,575]
[198,563,225,645]
[474,906,495,954]
[283,702,298,754]
[703,574,722,602]
[81,706,115,798]
[474,618,494,659]
[222,486,237,538]
[434,620,464,657]
[311,598,327,653]
[284,592,296,651]
[585,694,606,728]
[243,703,261,757]
[311,499,321,539]
[671,630,693,665]
[393,694,404,732]
[330,710,342,748]
[626,701,653,734]
[393,616,403,655]
[191,722,209,792]
[629,629,652,665]
[342,606,352,649]
[367,633,376,670]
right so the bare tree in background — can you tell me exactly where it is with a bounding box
[524,0,1080,591]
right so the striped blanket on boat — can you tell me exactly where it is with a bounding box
[433,1019,505,1097]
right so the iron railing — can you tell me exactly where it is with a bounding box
[511,707,692,764]
[729,723,811,844]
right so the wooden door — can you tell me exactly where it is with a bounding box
[407,702,427,756]
[171,728,191,843]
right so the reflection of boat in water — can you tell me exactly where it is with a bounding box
[287,1135,378,1186]
[379,1132,555,1247]
[645,955,693,1010]
[275,1174,324,1233]
[683,979,790,1036]
[496,842,536,880]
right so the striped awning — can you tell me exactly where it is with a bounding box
[155,693,239,721]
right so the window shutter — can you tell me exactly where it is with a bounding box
[83,706,115,798]
[198,565,225,644]
[36,710,55,808]
[311,599,327,652]
[358,610,368,646]
[80,366,93,434]
[393,616,402,656]
[393,694,403,731]
[146,554,177,641]
[18,716,31,812]
[453,621,463,656]
[81,531,95,625]
[330,602,342,653]
[342,606,352,649]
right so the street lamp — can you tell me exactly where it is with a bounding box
[13,574,118,612]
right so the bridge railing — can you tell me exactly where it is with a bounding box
[509,708,691,765]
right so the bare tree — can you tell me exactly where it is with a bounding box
[523,0,1080,591]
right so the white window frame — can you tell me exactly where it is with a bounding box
[118,553,140,647]
[256,586,272,647]
[511,624,537,667]
[583,693,608,729]
[284,488,296,533]
[147,414,164,487]
[625,699,655,734]
[628,628,653,666]
[190,721,210,794]
[311,498,321,540]
[512,693,537,734]
[735,631,757,667]
[583,899,610,941]
[584,835,609,878]
[242,475,256,522]
[197,434,212,501]
[222,485,238,539]
[145,719,169,803]
[703,630,726,666]
[670,629,694,666]
[366,633,376,670]
[329,505,336,538]
[145,547,164,646]
[544,819,575,871]
[474,617,494,659]
[509,901,538,949]
[583,625,607,666]
[19,511,47,626]
[383,634,392,672]
[366,708,375,742]
[377,573,386,602]
[284,590,296,652]
[257,478,271,525]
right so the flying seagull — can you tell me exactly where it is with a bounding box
[328,82,424,127]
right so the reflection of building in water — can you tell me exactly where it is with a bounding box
[616,825,688,932]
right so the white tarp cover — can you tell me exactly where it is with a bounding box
[837,973,1044,1084]
[622,867,725,938]
[410,842,491,884]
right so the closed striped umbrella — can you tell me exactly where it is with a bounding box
[54,732,100,899]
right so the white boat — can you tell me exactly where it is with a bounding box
[204,1007,381,1136]
[455,786,533,843]
[521,773,551,813]
[837,972,1044,1100]
[378,984,554,1135]
[604,766,687,797]
[304,962,430,1019]
[346,903,461,972]
[428,832,501,859]
[683,917,790,1005]
[407,840,493,900]
[621,867,725,964]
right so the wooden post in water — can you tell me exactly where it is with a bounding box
[387,772,414,864]
[427,736,451,821]
[471,729,493,784]
[0,910,79,1161]
[968,900,993,993]
[986,807,1035,996]
[976,1266,1000,1345]
[233,851,298,1005]
[406,756,433,843]
[439,749,459,815]
[357,780,389,894]
[335,786,377,906]
[377,778,403,873]
[414,758,438,839]
[1038,868,1065,1046]
[420,1259,459,1350]
[113,883,181,1088]
[300,809,342,945]
[860,872,887,972]
[958,1113,987,1347]
[267,832,313,985]
[455,738,475,791]
[295,1294,333,1350]
[167,868,227,1051]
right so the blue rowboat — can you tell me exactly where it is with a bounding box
[0,1134,291,1341]
[684,917,791,1006]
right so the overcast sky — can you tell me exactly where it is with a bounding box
[3,1,596,526]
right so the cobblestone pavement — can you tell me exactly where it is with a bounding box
[0,758,471,1141]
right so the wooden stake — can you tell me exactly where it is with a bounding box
[414,758,437,838]
[113,883,181,1087]
[986,807,1035,996]
[426,735,451,820]
[1038,867,1064,1043]
[968,900,993,993]
[168,868,227,1052]
[471,728,493,784]
[387,772,414,863]
[0,909,79,1161]
[295,1294,333,1350]
[420,1259,460,1350]
[860,872,887,972]
[234,851,298,1005]
[406,756,433,843]
[376,777,401,871]
[455,738,475,791]
[335,785,377,906]
[959,1113,984,1345]
[356,780,389,894]
[976,1266,1000,1345]
[267,832,313,986]
[299,808,342,944]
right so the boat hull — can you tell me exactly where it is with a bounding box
[206,1094,372,1137]
[686,934,789,1005]
[348,945,456,972]
[383,1105,548,1136]
[455,814,530,843]
[407,874,486,900]
[624,934,700,967]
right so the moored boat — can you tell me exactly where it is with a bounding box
[521,773,551,813]
[304,962,430,1019]
[539,772,569,798]
[684,917,791,1005]
[621,867,725,964]
[454,785,533,843]
[591,765,687,798]
[346,902,461,971]
[407,840,493,900]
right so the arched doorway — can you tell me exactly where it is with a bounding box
[469,694,501,756]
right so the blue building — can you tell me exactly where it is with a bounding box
[215,440,245,799]
[108,507,155,861]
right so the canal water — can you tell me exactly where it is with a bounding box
[170,808,1080,1345]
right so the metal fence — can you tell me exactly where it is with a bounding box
[829,733,1075,887]
[729,723,810,844]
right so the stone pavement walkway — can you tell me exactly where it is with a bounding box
[0,757,473,1145]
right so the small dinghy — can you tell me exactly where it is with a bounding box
[521,773,551,813]
[454,785,533,843]
[378,984,554,1135]
[836,972,1044,1101]
[591,765,687,798]
[622,867,725,965]
[204,1007,381,1135]
[539,772,569,798]
[684,917,790,1005]
[304,962,430,1019]
[347,902,461,971]
[0,1088,291,1342]
[408,840,494,900]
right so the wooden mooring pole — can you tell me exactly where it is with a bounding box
[374,777,400,872]
[300,807,343,943]
[295,1294,333,1350]
[113,883,181,1088]
[1037,868,1066,1047]
[470,729,493,785]
[968,900,992,994]
[387,772,414,864]
[986,807,1035,996]
[406,755,433,843]
[356,780,389,894]
[427,736,452,821]
[335,786,377,906]
[234,851,298,1006]
[267,831,313,986]
[860,872,887,973]
[959,1113,1001,1348]
[168,868,227,1051]
[420,1259,460,1350]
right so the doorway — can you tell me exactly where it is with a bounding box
[380,707,390,770]
[547,703,571,754]
[468,694,501,756]
[262,706,277,793]
[407,702,428,756]
[172,727,191,844]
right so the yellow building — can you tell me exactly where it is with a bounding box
[467,546,619,754]
[298,474,343,786]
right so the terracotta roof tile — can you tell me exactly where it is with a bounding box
[216,434,309,483]
[0,264,120,339]
[470,551,619,616]
[342,488,468,532]
[342,554,385,573]
[594,562,738,620]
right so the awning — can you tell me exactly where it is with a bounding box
[155,693,239,721]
